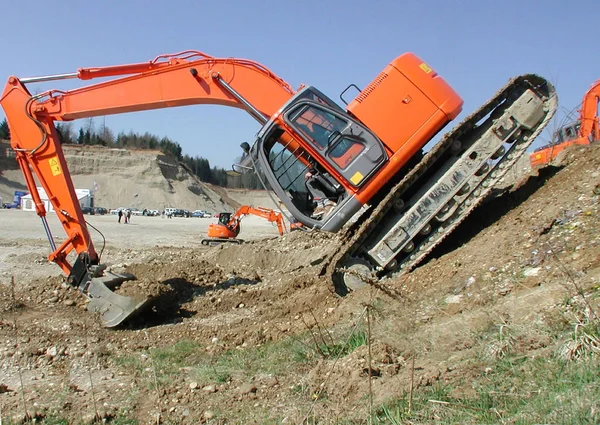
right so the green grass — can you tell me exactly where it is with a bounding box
[114,324,369,388]
[114,339,204,383]
[318,330,368,358]
[371,355,600,424]
[195,336,314,383]
[10,319,599,424]
[109,417,138,425]
[0,414,138,425]
[114,336,314,388]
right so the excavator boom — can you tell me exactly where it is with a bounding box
[579,78,600,141]
[1,50,296,327]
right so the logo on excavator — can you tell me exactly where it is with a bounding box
[419,63,433,74]
[49,157,62,176]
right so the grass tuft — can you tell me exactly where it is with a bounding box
[372,354,600,424]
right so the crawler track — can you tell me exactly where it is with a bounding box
[201,238,245,246]
[324,75,557,289]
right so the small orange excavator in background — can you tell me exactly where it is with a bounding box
[202,205,285,246]
[530,78,599,168]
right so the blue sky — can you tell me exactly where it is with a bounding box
[1,0,598,168]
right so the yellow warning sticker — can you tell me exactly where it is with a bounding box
[419,63,432,74]
[350,171,363,185]
[49,157,62,176]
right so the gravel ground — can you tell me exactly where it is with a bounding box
[0,209,288,283]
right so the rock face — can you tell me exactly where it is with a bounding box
[0,143,233,213]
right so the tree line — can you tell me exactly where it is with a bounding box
[0,118,264,190]
[0,118,8,140]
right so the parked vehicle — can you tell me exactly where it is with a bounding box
[93,207,108,215]
[192,210,211,218]
[81,206,95,215]
[110,207,128,215]
[3,190,27,209]
[172,209,189,217]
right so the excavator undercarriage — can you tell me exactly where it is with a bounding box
[325,75,557,291]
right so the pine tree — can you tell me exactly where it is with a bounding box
[0,118,10,140]
[77,128,85,145]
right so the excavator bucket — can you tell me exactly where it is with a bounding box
[84,271,150,328]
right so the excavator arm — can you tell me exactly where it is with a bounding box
[205,205,286,244]
[578,78,600,142]
[530,78,599,168]
[230,205,286,236]
[0,50,297,326]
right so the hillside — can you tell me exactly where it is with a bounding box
[1,143,599,423]
[0,142,234,213]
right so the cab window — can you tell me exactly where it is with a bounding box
[564,125,577,140]
[328,138,365,169]
[290,105,348,150]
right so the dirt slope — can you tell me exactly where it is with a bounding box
[1,143,600,423]
[0,143,233,213]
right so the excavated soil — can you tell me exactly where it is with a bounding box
[1,144,600,423]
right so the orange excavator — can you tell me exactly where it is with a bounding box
[0,49,556,326]
[530,78,599,167]
[202,205,285,246]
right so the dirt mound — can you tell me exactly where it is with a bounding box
[1,143,600,423]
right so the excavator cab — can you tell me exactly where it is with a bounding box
[205,212,240,241]
[254,86,388,231]
[552,122,581,144]
[217,212,233,226]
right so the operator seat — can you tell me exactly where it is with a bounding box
[305,171,342,202]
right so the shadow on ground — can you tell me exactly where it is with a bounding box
[122,275,260,329]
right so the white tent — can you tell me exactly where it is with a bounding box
[20,187,92,212]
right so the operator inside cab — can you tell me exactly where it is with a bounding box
[304,167,339,218]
